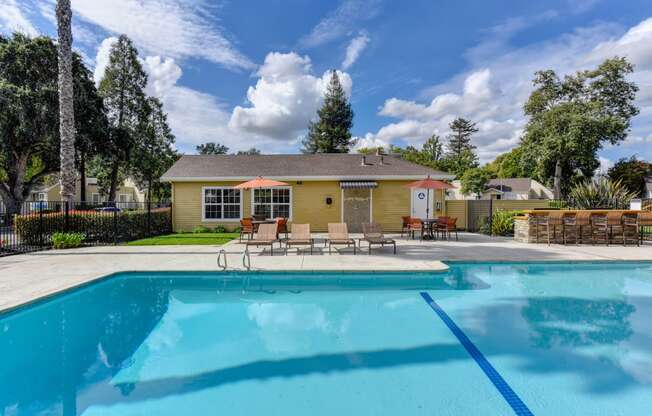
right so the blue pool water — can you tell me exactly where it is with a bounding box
[1,263,652,415]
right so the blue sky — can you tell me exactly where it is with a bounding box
[1,0,651,170]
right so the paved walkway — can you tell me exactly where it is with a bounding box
[1,232,650,313]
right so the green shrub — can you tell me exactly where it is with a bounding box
[490,210,523,236]
[192,225,211,233]
[569,178,636,209]
[52,232,85,249]
[213,225,227,233]
[14,208,172,245]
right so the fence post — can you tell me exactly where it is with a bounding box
[147,200,151,237]
[64,201,70,233]
[39,204,44,247]
[113,208,117,245]
[488,198,494,237]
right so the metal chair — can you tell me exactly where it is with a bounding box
[401,216,411,238]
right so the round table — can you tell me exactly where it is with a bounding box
[419,218,439,240]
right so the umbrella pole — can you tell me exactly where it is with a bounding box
[426,189,430,219]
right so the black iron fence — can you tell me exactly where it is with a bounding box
[0,200,172,257]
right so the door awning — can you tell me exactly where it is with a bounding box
[340,181,378,189]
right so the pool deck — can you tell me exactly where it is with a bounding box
[1,232,650,313]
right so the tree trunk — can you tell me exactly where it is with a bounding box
[56,0,76,206]
[553,159,562,200]
[79,151,86,205]
[108,160,119,203]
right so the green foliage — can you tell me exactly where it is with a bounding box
[568,178,637,209]
[302,71,354,153]
[52,232,85,249]
[236,147,262,155]
[14,208,172,245]
[485,147,530,179]
[213,224,227,233]
[193,225,211,233]
[440,118,479,178]
[356,147,384,155]
[521,57,639,197]
[607,156,651,197]
[196,142,228,155]
[460,167,491,198]
[127,232,238,246]
[491,210,524,236]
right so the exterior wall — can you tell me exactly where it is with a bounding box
[170,179,447,233]
[444,200,468,229]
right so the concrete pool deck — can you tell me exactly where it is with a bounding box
[1,232,650,313]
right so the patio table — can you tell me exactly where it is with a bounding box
[252,219,276,232]
[419,218,439,240]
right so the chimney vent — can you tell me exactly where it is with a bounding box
[361,155,367,166]
[380,155,385,165]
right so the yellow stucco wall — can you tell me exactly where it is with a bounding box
[171,180,447,233]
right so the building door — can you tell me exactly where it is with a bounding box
[343,188,371,233]
[411,188,433,219]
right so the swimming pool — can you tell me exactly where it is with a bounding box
[1,263,652,415]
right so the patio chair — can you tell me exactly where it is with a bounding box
[575,211,592,244]
[276,217,289,240]
[439,217,458,241]
[549,211,565,243]
[361,223,396,255]
[285,223,314,254]
[606,212,624,244]
[239,218,254,242]
[433,216,450,240]
[408,218,424,240]
[590,214,609,246]
[401,216,411,238]
[535,214,551,245]
[622,214,639,247]
[326,223,356,254]
[245,223,279,255]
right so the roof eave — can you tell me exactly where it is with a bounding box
[161,174,456,182]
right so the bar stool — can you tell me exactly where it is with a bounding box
[562,213,579,245]
[622,214,639,247]
[606,211,624,244]
[535,214,551,245]
[575,211,592,244]
[591,214,609,245]
[548,211,564,243]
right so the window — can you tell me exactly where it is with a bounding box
[252,187,291,219]
[91,193,101,205]
[37,193,46,201]
[118,194,129,203]
[202,187,242,221]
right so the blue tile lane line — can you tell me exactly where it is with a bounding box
[419,292,534,416]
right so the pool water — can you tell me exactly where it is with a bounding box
[1,263,652,415]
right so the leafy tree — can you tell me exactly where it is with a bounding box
[0,34,105,216]
[521,57,639,198]
[443,118,479,177]
[236,147,262,155]
[98,35,147,201]
[56,0,76,205]
[460,167,490,199]
[607,156,651,197]
[485,146,530,179]
[302,70,354,153]
[131,98,177,203]
[196,142,228,155]
[422,134,444,162]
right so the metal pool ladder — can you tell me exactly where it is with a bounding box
[217,249,227,270]
[242,249,251,271]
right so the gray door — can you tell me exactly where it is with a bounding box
[467,200,491,232]
[343,188,371,233]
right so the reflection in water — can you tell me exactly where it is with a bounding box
[520,297,635,349]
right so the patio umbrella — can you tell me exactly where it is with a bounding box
[404,175,455,219]
[234,176,290,219]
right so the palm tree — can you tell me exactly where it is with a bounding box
[56,0,76,205]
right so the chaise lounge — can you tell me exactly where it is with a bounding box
[361,223,396,254]
[245,223,279,255]
[326,223,356,254]
[285,223,314,254]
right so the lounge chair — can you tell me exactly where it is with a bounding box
[361,223,396,254]
[285,223,314,254]
[326,223,356,254]
[245,223,279,255]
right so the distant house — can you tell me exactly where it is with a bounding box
[161,154,454,232]
[448,178,554,200]
[26,177,145,206]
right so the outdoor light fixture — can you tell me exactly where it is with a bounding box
[325,197,333,205]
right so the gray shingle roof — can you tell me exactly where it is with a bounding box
[485,178,533,193]
[162,154,452,180]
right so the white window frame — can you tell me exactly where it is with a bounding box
[91,193,101,204]
[201,186,243,222]
[250,186,292,220]
[37,192,46,201]
[118,193,130,203]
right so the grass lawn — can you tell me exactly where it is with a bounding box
[127,232,239,246]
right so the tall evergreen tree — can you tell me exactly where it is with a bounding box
[97,35,147,201]
[302,71,354,153]
[443,117,479,178]
[196,142,229,155]
[56,0,76,205]
[131,97,176,203]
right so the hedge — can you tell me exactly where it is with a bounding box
[14,208,172,245]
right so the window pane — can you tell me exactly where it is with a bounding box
[273,189,290,203]
[255,189,271,203]
[254,204,271,219]
[205,189,221,204]
[272,204,290,219]
[224,189,240,203]
[224,204,240,219]
[205,204,221,219]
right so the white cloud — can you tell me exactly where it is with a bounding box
[142,56,182,98]
[229,52,352,140]
[596,156,613,175]
[71,0,254,70]
[299,0,381,47]
[362,17,652,164]
[92,37,118,85]
[342,31,370,69]
[0,0,38,36]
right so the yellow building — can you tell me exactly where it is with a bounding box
[28,177,146,206]
[162,154,454,233]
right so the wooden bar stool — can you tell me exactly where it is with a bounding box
[535,214,551,245]
[562,213,579,245]
[575,211,592,244]
[622,214,639,247]
[606,211,624,245]
[591,214,609,246]
[548,211,565,243]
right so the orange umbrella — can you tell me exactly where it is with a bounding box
[233,176,289,189]
[404,175,455,219]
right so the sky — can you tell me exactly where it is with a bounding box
[1,0,652,171]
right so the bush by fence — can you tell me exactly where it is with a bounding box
[14,207,171,245]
